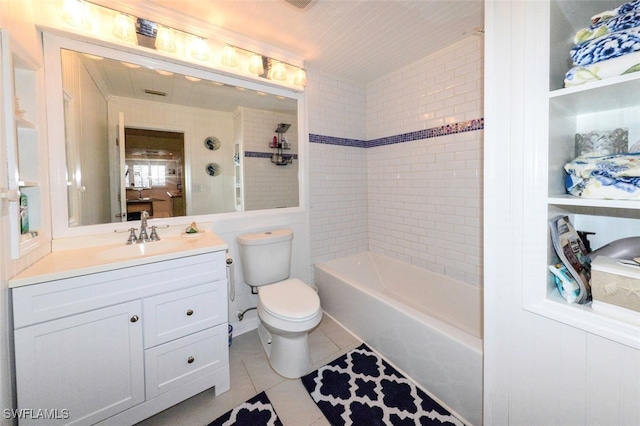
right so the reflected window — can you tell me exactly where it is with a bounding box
[132,163,167,187]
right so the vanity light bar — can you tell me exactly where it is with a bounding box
[60,0,306,88]
[61,1,210,60]
[220,43,307,87]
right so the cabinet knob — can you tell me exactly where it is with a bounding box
[187,356,195,364]
[186,309,194,316]
[130,315,139,323]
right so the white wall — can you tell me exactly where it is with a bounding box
[61,49,110,226]
[366,36,483,285]
[0,2,51,423]
[306,69,369,267]
[484,1,640,425]
[308,37,484,287]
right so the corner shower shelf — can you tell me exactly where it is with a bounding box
[270,122,293,166]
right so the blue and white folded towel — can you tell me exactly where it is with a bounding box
[564,50,640,86]
[591,0,640,24]
[565,153,640,199]
[570,26,640,66]
[575,9,640,44]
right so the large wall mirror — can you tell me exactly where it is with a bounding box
[44,32,303,238]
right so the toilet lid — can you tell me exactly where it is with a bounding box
[259,278,320,321]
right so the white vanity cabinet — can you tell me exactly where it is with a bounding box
[11,250,230,425]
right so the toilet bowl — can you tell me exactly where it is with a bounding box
[237,229,322,378]
[257,278,322,378]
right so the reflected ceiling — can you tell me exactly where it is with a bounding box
[82,54,297,113]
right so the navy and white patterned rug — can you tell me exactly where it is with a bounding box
[207,391,283,426]
[301,344,465,425]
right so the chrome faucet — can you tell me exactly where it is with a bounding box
[138,211,150,242]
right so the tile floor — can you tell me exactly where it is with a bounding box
[137,314,362,426]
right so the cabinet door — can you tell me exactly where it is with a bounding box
[14,301,144,425]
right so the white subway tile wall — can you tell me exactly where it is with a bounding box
[365,36,484,285]
[367,130,483,285]
[307,70,369,265]
[367,36,484,140]
[306,69,367,140]
[309,143,368,264]
[308,35,483,286]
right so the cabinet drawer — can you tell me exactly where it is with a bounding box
[144,324,229,399]
[12,251,226,328]
[143,281,227,348]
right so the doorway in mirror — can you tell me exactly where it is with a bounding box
[124,128,185,220]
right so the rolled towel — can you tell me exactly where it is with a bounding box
[570,26,640,66]
[575,9,640,44]
[564,50,640,86]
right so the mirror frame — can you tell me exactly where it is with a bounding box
[43,31,307,239]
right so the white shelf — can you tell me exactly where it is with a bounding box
[548,195,640,210]
[549,72,640,114]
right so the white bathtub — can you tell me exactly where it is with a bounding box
[314,251,483,426]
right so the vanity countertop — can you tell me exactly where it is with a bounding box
[9,230,227,288]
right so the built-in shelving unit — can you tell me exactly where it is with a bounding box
[1,30,47,258]
[523,0,640,349]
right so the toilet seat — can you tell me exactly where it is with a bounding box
[258,278,320,322]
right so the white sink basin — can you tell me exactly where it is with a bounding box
[93,239,185,261]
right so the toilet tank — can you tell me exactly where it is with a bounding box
[237,229,293,286]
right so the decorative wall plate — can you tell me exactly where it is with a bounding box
[206,162,221,176]
[204,136,221,151]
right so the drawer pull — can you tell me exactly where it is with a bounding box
[186,309,194,316]
[130,315,139,323]
[187,356,195,364]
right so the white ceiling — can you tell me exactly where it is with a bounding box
[148,0,484,83]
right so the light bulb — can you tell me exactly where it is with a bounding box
[112,13,137,44]
[271,61,287,81]
[62,0,92,31]
[190,37,210,61]
[248,53,264,75]
[155,26,176,53]
[221,45,238,67]
[293,68,307,87]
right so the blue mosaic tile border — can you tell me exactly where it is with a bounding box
[308,134,368,148]
[245,151,298,160]
[310,117,484,149]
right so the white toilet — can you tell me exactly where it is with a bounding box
[237,229,322,378]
